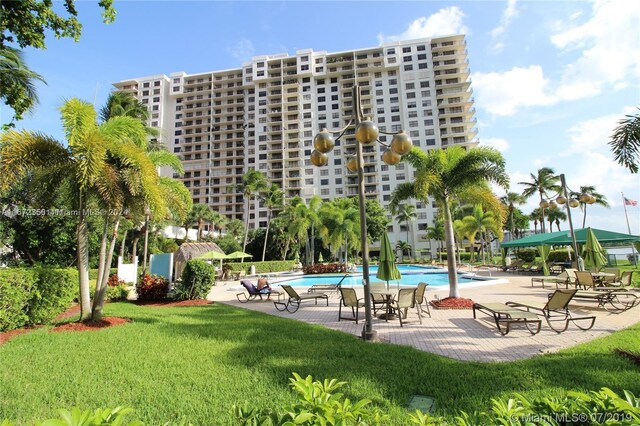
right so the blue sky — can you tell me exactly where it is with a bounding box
[6,0,639,234]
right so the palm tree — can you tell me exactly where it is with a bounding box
[261,183,283,261]
[546,207,567,232]
[0,98,165,321]
[459,205,501,264]
[393,203,416,247]
[530,208,543,233]
[238,169,268,258]
[390,146,508,298]
[500,192,526,239]
[188,204,215,241]
[395,240,412,262]
[569,185,610,228]
[0,47,45,128]
[519,167,560,233]
[426,219,445,261]
[609,109,640,173]
[318,199,360,264]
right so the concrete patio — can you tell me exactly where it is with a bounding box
[206,269,639,362]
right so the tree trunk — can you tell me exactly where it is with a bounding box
[539,190,546,233]
[582,205,587,228]
[241,196,251,263]
[120,229,127,261]
[282,237,290,261]
[142,213,150,276]
[262,210,271,262]
[96,220,109,291]
[197,218,203,241]
[442,195,460,298]
[310,224,315,265]
[76,193,92,321]
[131,234,139,261]
[92,217,121,321]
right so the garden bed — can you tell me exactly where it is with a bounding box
[430,297,475,310]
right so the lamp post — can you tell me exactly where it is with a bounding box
[310,83,412,341]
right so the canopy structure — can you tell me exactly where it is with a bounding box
[501,228,640,249]
[174,242,225,278]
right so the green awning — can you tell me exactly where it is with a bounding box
[500,228,640,248]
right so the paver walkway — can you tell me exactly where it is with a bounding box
[207,269,639,362]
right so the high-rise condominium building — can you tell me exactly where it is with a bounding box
[113,34,477,257]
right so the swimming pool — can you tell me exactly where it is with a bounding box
[272,272,489,287]
[355,264,442,274]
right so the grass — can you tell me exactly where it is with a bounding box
[1,302,639,425]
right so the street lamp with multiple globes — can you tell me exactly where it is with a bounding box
[310,83,413,341]
[539,173,595,271]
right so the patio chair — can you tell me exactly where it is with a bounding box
[473,302,542,335]
[389,288,422,327]
[531,269,574,289]
[415,282,431,317]
[274,284,329,313]
[572,287,639,313]
[601,268,621,285]
[236,279,275,303]
[338,288,365,323]
[506,289,596,333]
[370,281,390,314]
[575,271,598,290]
[308,273,350,294]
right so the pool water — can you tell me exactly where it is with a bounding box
[355,265,441,274]
[272,272,481,287]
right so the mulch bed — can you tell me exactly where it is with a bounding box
[430,297,475,310]
[51,317,130,333]
[133,299,214,307]
[0,327,41,345]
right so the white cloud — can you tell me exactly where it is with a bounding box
[489,0,518,52]
[551,0,640,97]
[227,38,255,61]
[480,137,510,152]
[472,65,554,116]
[562,105,636,156]
[474,0,640,117]
[377,7,469,44]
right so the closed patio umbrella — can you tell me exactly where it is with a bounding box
[582,227,607,270]
[376,232,402,290]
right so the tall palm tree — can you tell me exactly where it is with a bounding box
[0,98,165,321]
[426,219,445,261]
[261,183,283,261]
[188,203,215,241]
[393,203,417,247]
[519,167,560,233]
[530,208,543,233]
[569,185,610,228]
[546,207,567,232]
[318,199,360,264]
[609,109,640,173]
[459,205,501,264]
[500,192,526,239]
[395,240,412,262]
[99,91,160,144]
[390,146,508,298]
[238,169,268,257]
[0,47,45,127]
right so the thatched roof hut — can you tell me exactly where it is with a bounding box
[174,242,225,279]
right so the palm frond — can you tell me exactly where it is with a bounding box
[59,98,98,146]
[148,150,184,174]
[158,177,192,223]
[99,116,148,150]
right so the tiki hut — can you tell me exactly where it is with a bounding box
[174,242,225,279]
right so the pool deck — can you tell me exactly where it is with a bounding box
[206,268,639,362]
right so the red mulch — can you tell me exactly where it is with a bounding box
[0,327,41,345]
[51,317,130,333]
[133,299,214,307]
[430,297,475,310]
[54,303,81,321]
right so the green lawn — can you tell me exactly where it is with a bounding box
[1,302,639,425]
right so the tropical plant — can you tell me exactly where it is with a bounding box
[426,219,445,261]
[395,240,412,262]
[393,203,416,246]
[225,218,244,240]
[546,206,567,232]
[500,192,526,238]
[519,167,560,233]
[261,183,284,262]
[318,199,360,264]
[569,185,610,228]
[0,47,45,128]
[188,203,216,241]
[530,208,543,233]
[237,169,268,257]
[390,147,508,298]
[609,108,640,173]
[458,205,502,264]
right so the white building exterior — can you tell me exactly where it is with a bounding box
[113,35,477,257]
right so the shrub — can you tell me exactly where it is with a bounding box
[27,268,77,325]
[548,249,571,263]
[107,274,127,287]
[106,285,130,302]
[226,260,295,274]
[0,268,77,332]
[516,248,537,262]
[438,252,472,261]
[0,269,36,332]
[175,260,215,300]
[135,274,169,301]
[303,263,348,274]
[1,406,142,426]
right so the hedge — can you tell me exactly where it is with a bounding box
[0,268,77,332]
[438,252,473,261]
[226,260,296,274]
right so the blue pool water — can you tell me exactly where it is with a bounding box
[272,271,483,287]
[355,265,441,274]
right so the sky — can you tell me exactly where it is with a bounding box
[5,0,639,235]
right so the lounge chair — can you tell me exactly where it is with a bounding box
[506,289,596,333]
[308,273,350,294]
[473,302,542,335]
[389,288,422,327]
[575,271,599,290]
[572,288,639,313]
[531,268,576,289]
[338,288,365,323]
[274,285,329,313]
[236,279,275,302]
[415,282,431,317]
